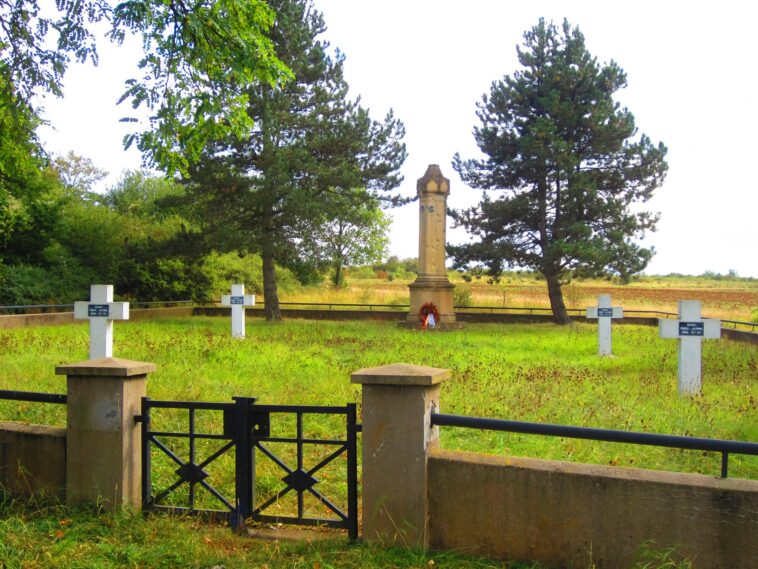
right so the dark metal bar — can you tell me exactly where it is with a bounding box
[141,431,232,441]
[252,514,345,529]
[138,400,234,411]
[252,404,349,414]
[150,436,188,469]
[189,408,196,509]
[306,486,347,521]
[307,446,347,476]
[195,441,235,470]
[141,397,152,509]
[297,411,304,519]
[0,390,67,404]
[346,403,358,540]
[233,396,255,531]
[721,453,729,479]
[259,436,345,445]
[431,413,758,457]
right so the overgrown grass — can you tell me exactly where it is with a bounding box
[1,318,755,478]
[0,493,530,569]
[1,318,753,568]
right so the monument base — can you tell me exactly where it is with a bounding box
[404,279,465,330]
[397,320,465,331]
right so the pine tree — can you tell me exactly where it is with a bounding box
[185,0,406,320]
[452,19,668,324]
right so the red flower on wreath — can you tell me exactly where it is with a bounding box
[419,302,440,328]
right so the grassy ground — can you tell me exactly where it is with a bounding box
[0,317,754,568]
[0,495,694,569]
[1,318,755,476]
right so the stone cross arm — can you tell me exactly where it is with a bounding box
[659,318,721,339]
[74,301,129,320]
[221,294,256,307]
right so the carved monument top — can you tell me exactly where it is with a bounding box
[417,164,450,197]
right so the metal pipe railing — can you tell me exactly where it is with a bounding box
[430,413,758,478]
[0,389,67,405]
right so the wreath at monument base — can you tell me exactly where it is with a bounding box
[419,302,440,328]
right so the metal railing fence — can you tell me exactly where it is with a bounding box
[430,413,758,479]
[0,389,67,405]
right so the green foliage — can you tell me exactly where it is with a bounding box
[451,18,668,322]
[201,251,299,299]
[453,285,473,307]
[0,71,59,261]
[299,195,391,286]
[184,0,406,319]
[1,1,290,174]
[631,542,693,569]
[51,151,108,202]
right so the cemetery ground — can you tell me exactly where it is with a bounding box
[0,317,756,568]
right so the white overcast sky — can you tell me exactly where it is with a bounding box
[38,0,758,278]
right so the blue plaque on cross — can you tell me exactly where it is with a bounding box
[678,322,704,336]
[88,304,110,317]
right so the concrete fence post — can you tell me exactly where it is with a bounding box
[56,357,156,511]
[351,363,450,547]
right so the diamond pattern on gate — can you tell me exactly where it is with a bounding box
[282,468,318,493]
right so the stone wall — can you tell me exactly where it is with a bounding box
[0,422,66,499]
[427,449,758,569]
[0,306,194,329]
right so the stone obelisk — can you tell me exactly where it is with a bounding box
[405,164,462,329]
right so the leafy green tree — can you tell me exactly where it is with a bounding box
[451,19,668,324]
[184,0,406,320]
[0,70,56,262]
[51,151,108,202]
[1,0,291,172]
[299,195,391,287]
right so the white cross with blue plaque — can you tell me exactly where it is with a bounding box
[586,294,623,356]
[659,300,721,395]
[221,284,256,338]
[73,284,129,359]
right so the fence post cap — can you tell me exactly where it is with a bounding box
[351,363,450,386]
[55,357,157,377]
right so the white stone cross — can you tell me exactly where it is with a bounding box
[586,294,623,356]
[659,300,721,395]
[73,284,130,359]
[221,284,256,338]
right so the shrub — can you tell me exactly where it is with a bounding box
[454,286,473,307]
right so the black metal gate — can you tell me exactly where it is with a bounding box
[135,396,359,538]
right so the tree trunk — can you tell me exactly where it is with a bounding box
[262,211,281,321]
[545,272,571,325]
[333,260,343,288]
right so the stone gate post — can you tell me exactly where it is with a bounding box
[351,363,450,547]
[56,357,156,510]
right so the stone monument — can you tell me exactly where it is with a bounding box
[405,164,463,329]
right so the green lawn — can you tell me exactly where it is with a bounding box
[2,317,756,478]
[0,318,755,568]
